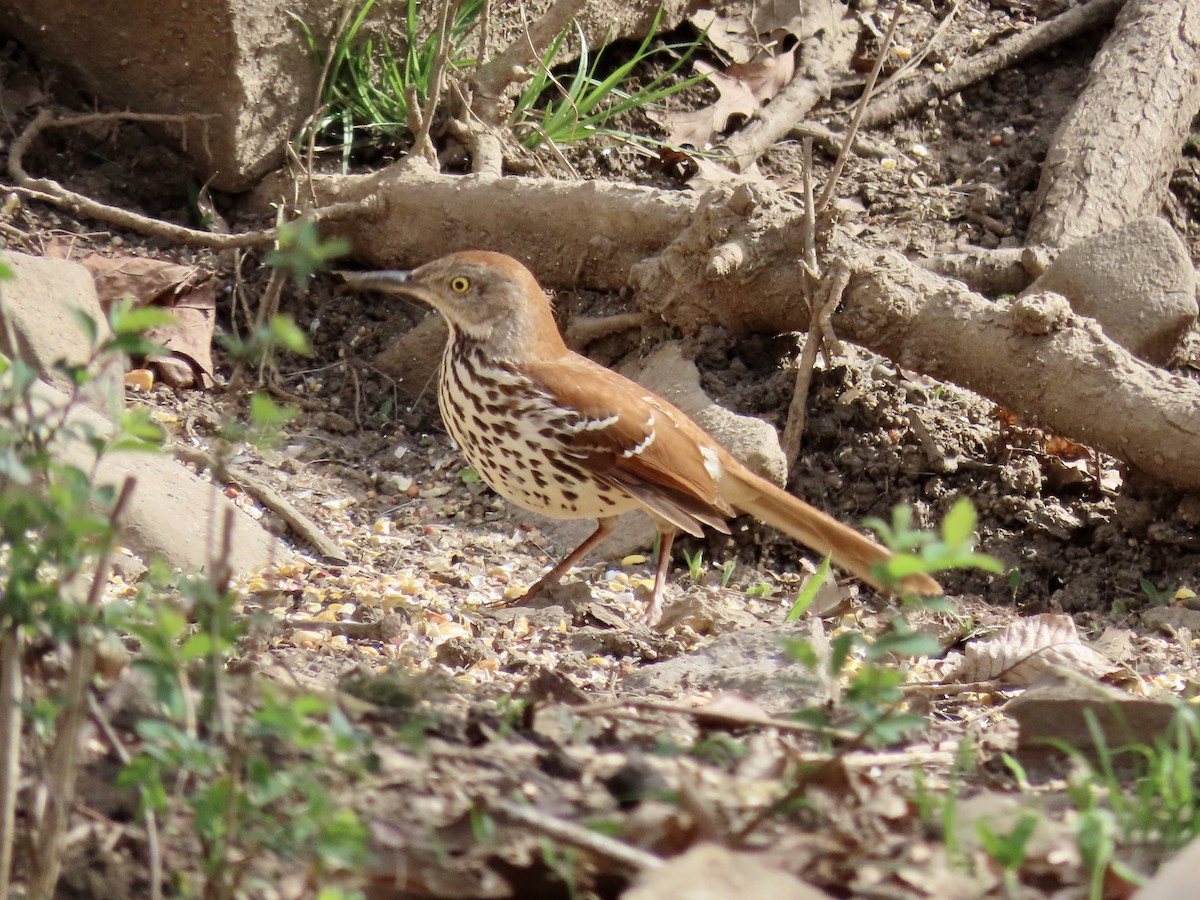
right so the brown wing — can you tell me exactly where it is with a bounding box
[524,354,734,536]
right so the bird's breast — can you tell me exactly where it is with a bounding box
[438,348,639,520]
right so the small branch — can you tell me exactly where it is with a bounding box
[487,797,664,873]
[860,0,1126,130]
[27,478,135,897]
[815,4,901,216]
[87,694,163,900]
[8,110,375,248]
[782,261,849,470]
[0,632,22,900]
[172,445,346,563]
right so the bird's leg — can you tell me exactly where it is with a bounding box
[641,527,678,627]
[525,517,617,597]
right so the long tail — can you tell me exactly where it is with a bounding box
[717,458,942,596]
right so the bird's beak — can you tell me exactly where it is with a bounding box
[339,270,415,294]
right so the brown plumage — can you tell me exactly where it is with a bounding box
[345,251,941,625]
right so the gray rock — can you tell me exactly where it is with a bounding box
[623,621,820,712]
[30,379,290,576]
[1,251,124,411]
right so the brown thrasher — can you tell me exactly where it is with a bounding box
[345,251,941,625]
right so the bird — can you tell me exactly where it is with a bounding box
[344,251,941,625]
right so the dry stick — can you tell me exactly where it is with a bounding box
[574,697,858,741]
[301,0,359,203]
[488,798,664,872]
[860,0,1127,130]
[0,632,21,900]
[719,30,850,173]
[86,694,163,900]
[783,262,849,470]
[870,0,962,100]
[815,3,902,216]
[7,110,374,248]
[172,445,347,563]
[27,478,135,899]
[410,0,460,164]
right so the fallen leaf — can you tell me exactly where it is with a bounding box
[692,2,845,65]
[73,253,217,388]
[946,614,1117,686]
[649,53,796,149]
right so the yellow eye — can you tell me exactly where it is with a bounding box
[450,276,470,293]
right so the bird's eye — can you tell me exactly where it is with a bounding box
[450,276,470,293]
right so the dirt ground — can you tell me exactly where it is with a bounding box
[5,1,1200,897]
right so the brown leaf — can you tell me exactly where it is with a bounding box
[692,3,844,65]
[649,53,796,149]
[74,253,218,389]
[946,613,1117,686]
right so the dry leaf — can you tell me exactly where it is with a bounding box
[692,2,846,65]
[649,53,796,149]
[946,613,1117,686]
[76,254,217,388]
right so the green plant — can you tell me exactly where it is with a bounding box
[0,253,371,895]
[976,811,1039,895]
[746,581,773,598]
[509,7,707,149]
[1054,706,1200,889]
[865,497,1004,602]
[719,558,736,589]
[296,0,484,165]
[0,273,165,896]
[785,555,830,621]
[681,547,704,582]
[1139,578,1173,606]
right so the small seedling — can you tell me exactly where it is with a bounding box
[681,547,704,582]
[975,812,1039,895]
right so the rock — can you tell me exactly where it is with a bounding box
[1025,218,1197,365]
[1,251,124,410]
[630,342,788,487]
[623,622,820,712]
[0,0,337,191]
[31,379,289,576]
[625,844,833,900]
[374,311,448,400]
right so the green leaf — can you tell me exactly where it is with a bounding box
[249,392,298,428]
[941,497,977,548]
[111,305,176,335]
[119,408,166,444]
[269,314,312,355]
[69,308,101,346]
[786,555,829,621]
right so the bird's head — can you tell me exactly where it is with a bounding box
[343,251,565,359]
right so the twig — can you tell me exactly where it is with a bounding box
[87,694,163,900]
[720,25,857,173]
[27,478,135,897]
[7,110,375,248]
[815,3,902,216]
[411,0,461,166]
[860,0,1127,129]
[172,445,347,563]
[487,797,664,872]
[782,260,849,470]
[574,697,857,741]
[0,632,22,900]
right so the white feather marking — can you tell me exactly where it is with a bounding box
[581,414,619,431]
[621,427,656,458]
[700,445,723,480]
